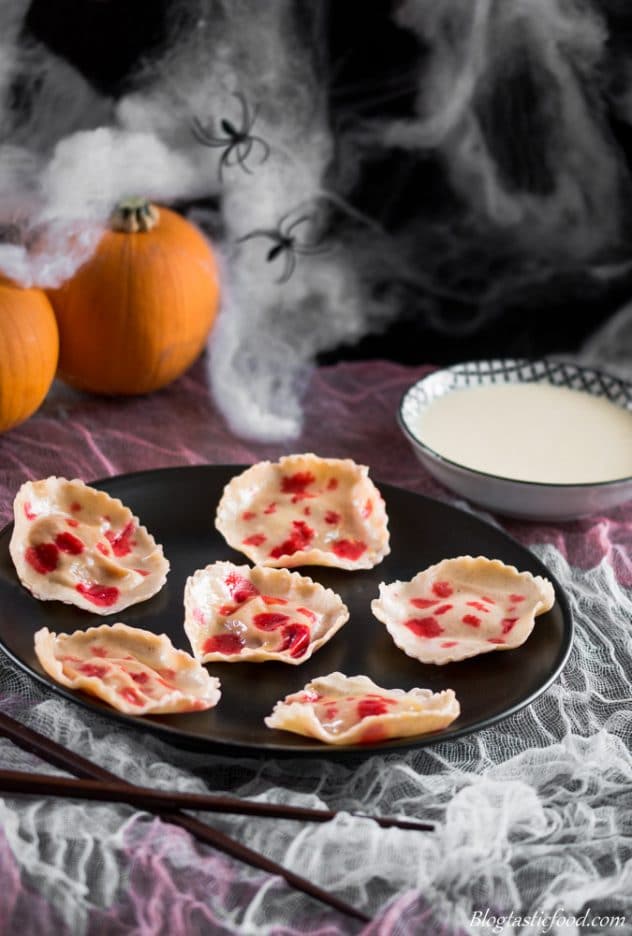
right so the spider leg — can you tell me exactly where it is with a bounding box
[285,215,311,236]
[236,140,255,174]
[245,102,260,135]
[221,143,252,175]
[218,148,233,182]
[276,250,296,284]
[191,118,226,147]
[196,134,230,148]
[294,242,329,256]
[234,91,250,132]
[251,136,271,165]
[236,228,277,245]
[223,145,243,167]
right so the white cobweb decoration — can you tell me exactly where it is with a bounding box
[1,543,631,933]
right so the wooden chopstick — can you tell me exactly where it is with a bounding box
[0,710,370,924]
[0,766,434,832]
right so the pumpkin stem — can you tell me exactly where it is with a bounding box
[111,198,160,233]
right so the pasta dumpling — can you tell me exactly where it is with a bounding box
[215,454,390,570]
[265,672,460,745]
[34,623,221,715]
[184,562,349,664]
[372,556,555,664]
[10,477,169,614]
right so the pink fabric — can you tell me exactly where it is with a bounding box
[0,829,70,935]
[1,359,629,580]
[0,358,630,934]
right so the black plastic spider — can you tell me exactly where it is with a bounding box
[237,213,328,283]
[192,93,270,180]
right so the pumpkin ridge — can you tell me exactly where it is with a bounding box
[48,204,220,396]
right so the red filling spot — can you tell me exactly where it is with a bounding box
[359,723,387,744]
[432,581,454,598]
[23,502,37,521]
[278,622,311,658]
[218,604,238,617]
[105,521,136,557]
[202,633,245,655]
[263,502,277,514]
[117,687,144,707]
[253,612,290,631]
[242,533,266,547]
[501,617,518,634]
[76,583,119,607]
[404,616,443,638]
[362,499,373,519]
[77,662,109,678]
[55,531,84,555]
[323,702,339,719]
[297,690,322,703]
[292,493,315,504]
[70,502,82,513]
[303,506,312,516]
[281,471,316,495]
[488,637,505,644]
[297,606,316,623]
[269,520,315,558]
[332,539,366,561]
[130,671,150,685]
[65,518,79,528]
[134,568,150,577]
[262,595,288,606]
[25,542,59,574]
[462,614,481,628]
[225,572,260,604]
[326,478,338,491]
[509,594,526,603]
[434,603,453,615]
[467,600,490,612]
[96,541,110,556]
[324,510,341,525]
[357,697,390,719]
[241,510,257,521]
[158,668,176,681]
[440,641,458,648]
[482,596,496,604]
[410,597,439,609]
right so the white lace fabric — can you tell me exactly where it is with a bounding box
[2,544,631,935]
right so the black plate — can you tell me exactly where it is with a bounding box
[0,465,573,756]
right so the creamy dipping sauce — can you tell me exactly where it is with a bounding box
[415,382,632,484]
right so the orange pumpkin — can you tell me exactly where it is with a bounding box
[48,199,220,395]
[0,276,59,433]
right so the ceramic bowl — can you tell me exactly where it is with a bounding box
[398,359,632,521]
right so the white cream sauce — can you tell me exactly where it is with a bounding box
[415,382,632,484]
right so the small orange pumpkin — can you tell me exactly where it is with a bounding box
[48,199,220,395]
[0,276,59,433]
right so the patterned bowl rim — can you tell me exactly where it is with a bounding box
[398,358,632,490]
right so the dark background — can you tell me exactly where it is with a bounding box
[20,0,632,365]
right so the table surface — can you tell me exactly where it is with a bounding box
[1,358,631,935]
